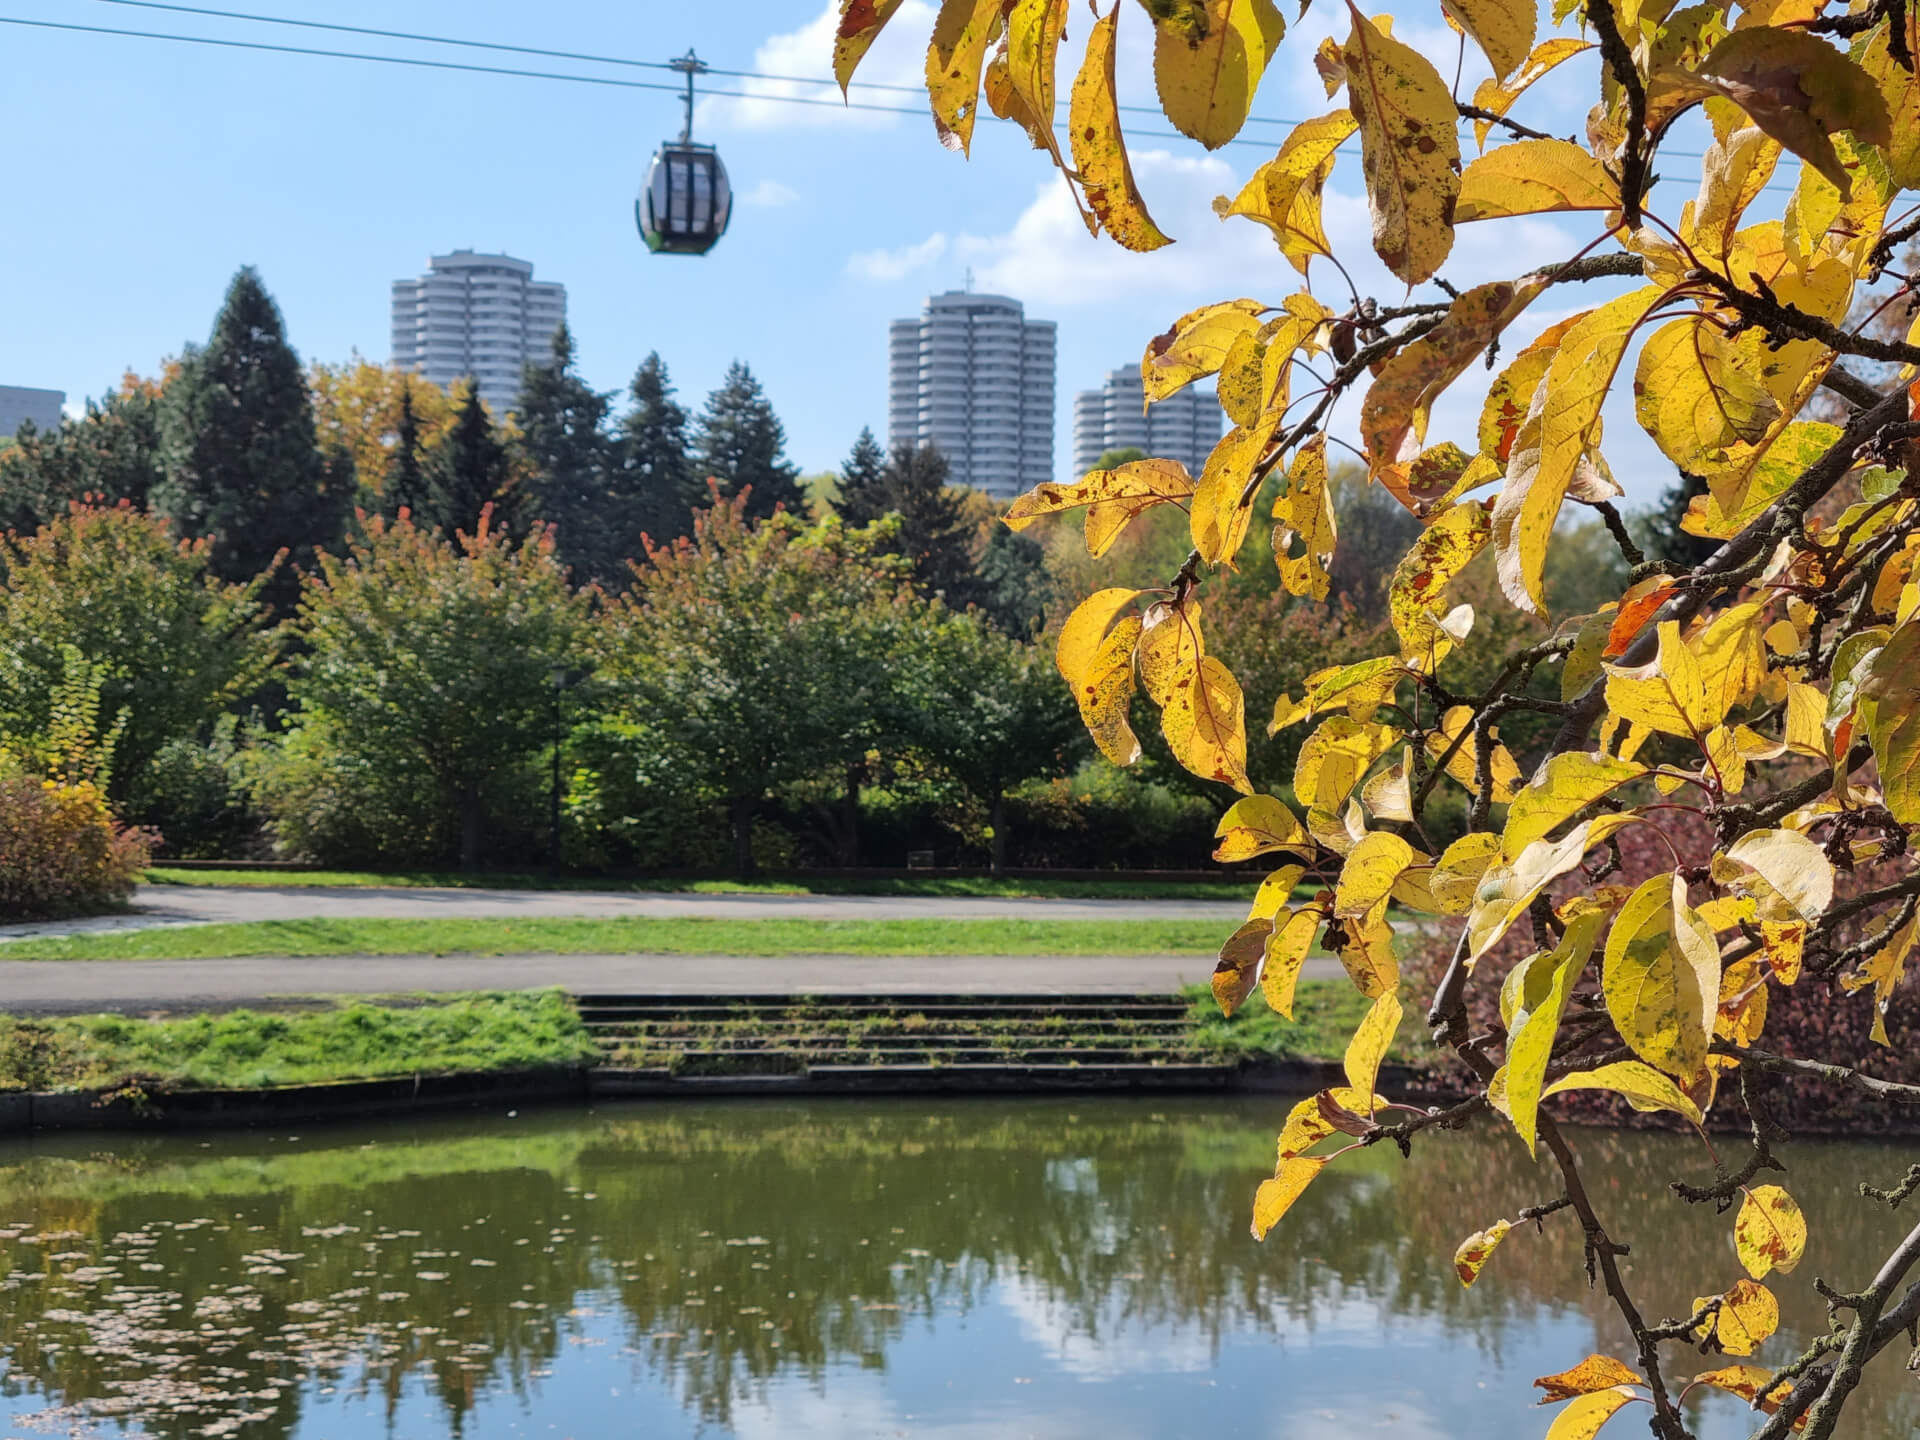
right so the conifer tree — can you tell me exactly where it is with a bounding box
[0,383,164,533]
[694,361,804,520]
[423,384,516,538]
[834,427,890,528]
[618,353,697,544]
[153,267,345,603]
[383,381,431,522]
[880,442,977,604]
[514,324,618,581]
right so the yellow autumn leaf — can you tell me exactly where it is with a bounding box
[1534,1355,1644,1402]
[1006,460,1195,557]
[1723,827,1834,923]
[1338,903,1400,998]
[1469,38,1591,148]
[1691,1278,1779,1356]
[1251,1154,1325,1239]
[1343,989,1402,1099]
[1334,831,1416,918]
[1542,1387,1639,1440]
[1467,815,1635,964]
[1151,0,1287,150]
[1216,110,1357,262]
[834,0,907,93]
[1858,618,1920,824]
[1144,298,1267,403]
[1430,832,1502,915]
[1503,752,1647,859]
[1860,6,1920,190]
[1686,123,1782,265]
[1070,5,1174,252]
[1263,907,1323,1016]
[1694,601,1770,721]
[1274,433,1339,600]
[1493,288,1661,615]
[1603,872,1722,1082]
[1455,140,1620,222]
[1735,1185,1807,1279]
[1498,908,1608,1156]
[1342,10,1460,285]
[1454,1218,1513,1287]
[1603,620,1714,740]
[1693,27,1892,195]
[925,0,1003,154]
[1213,916,1271,1015]
[1444,0,1534,81]
[1003,0,1072,170]
[1191,420,1276,565]
[1841,907,1917,1046]
[1136,596,1205,707]
[1247,864,1307,921]
[1633,319,1780,474]
[1542,1060,1706,1126]
[1760,919,1805,986]
[1163,654,1252,792]
[1213,793,1307,863]
[1426,705,1523,802]
[1295,717,1400,813]
[1076,614,1144,766]
[1690,1365,1795,1418]
[1055,588,1141,692]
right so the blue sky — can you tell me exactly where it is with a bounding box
[0,0,1793,501]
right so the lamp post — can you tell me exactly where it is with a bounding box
[549,667,578,876]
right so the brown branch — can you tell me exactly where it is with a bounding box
[1585,0,1649,227]
[1800,1216,1920,1438]
[1698,268,1920,366]
[1719,1045,1920,1105]
[1457,101,1556,141]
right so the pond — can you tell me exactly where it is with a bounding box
[0,1098,1912,1439]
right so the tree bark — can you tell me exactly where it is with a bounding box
[729,795,758,879]
[989,791,1007,876]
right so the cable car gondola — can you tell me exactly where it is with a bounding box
[637,51,732,256]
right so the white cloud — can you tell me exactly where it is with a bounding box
[739,178,799,209]
[846,232,950,282]
[701,0,936,132]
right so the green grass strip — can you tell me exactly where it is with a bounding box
[0,990,599,1092]
[2,916,1230,962]
[1182,981,1436,1065]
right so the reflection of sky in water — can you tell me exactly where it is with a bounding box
[0,1099,1910,1440]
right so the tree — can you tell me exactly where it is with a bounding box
[154,267,346,605]
[422,383,518,539]
[909,614,1083,872]
[617,353,698,545]
[694,361,805,520]
[0,502,272,806]
[308,359,456,512]
[278,511,586,868]
[602,497,917,876]
[514,324,622,583]
[972,524,1055,638]
[855,7,1920,1434]
[0,378,167,534]
[383,381,433,521]
[833,427,890,527]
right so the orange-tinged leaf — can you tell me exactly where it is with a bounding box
[1389,501,1491,660]
[1342,7,1460,285]
[834,0,907,94]
[1145,299,1267,403]
[1478,317,1580,465]
[1334,831,1416,918]
[1602,583,1676,659]
[1071,6,1175,252]
[925,0,1004,154]
[1493,288,1661,615]
[1213,792,1307,863]
[1455,140,1619,222]
[1761,919,1805,986]
[1735,1185,1806,1279]
[1454,1218,1513,1287]
[1055,587,1141,691]
[1251,1154,1324,1239]
[1534,1355,1642,1402]
[1163,654,1252,792]
[1542,1387,1639,1440]
[1263,907,1323,1016]
[1150,0,1287,150]
[1691,1278,1779,1356]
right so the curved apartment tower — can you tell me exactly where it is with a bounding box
[1072,366,1224,480]
[391,250,567,417]
[887,291,1055,500]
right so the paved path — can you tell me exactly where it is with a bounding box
[0,885,1249,946]
[0,951,1349,1014]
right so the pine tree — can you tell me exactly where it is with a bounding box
[618,353,697,545]
[383,380,431,522]
[424,384,516,538]
[882,443,978,604]
[834,427,890,527]
[0,384,164,533]
[154,267,345,604]
[695,361,805,520]
[514,324,618,581]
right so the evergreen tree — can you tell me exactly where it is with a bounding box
[834,427,890,527]
[618,353,697,545]
[0,384,165,533]
[695,361,805,520]
[383,381,431,521]
[880,443,977,603]
[973,525,1056,638]
[154,267,345,604]
[423,384,517,538]
[514,324,619,582]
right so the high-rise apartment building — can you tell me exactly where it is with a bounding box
[0,385,65,438]
[390,250,567,416]
[887,291,1055,499]
[1072,367,1224,478]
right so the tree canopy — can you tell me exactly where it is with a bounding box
[846,3,1920,1435]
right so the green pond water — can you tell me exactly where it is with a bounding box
[0,1097,1912,1439]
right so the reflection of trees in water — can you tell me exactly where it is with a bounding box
[0,1102,1913,1437]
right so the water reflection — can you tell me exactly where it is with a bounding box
[0,1099,1912,1438]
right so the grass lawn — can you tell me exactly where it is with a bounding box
[0,916,1234,962]
[0,990,598,1092]
[1183,981,1437,1066]
[141,867,1256,902]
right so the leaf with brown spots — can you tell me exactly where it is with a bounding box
[1341,5,1460,285]
[1070,5,1174,251]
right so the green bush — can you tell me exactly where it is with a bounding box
[0,763,153,920]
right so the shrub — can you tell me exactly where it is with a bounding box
[0,766,152,920]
